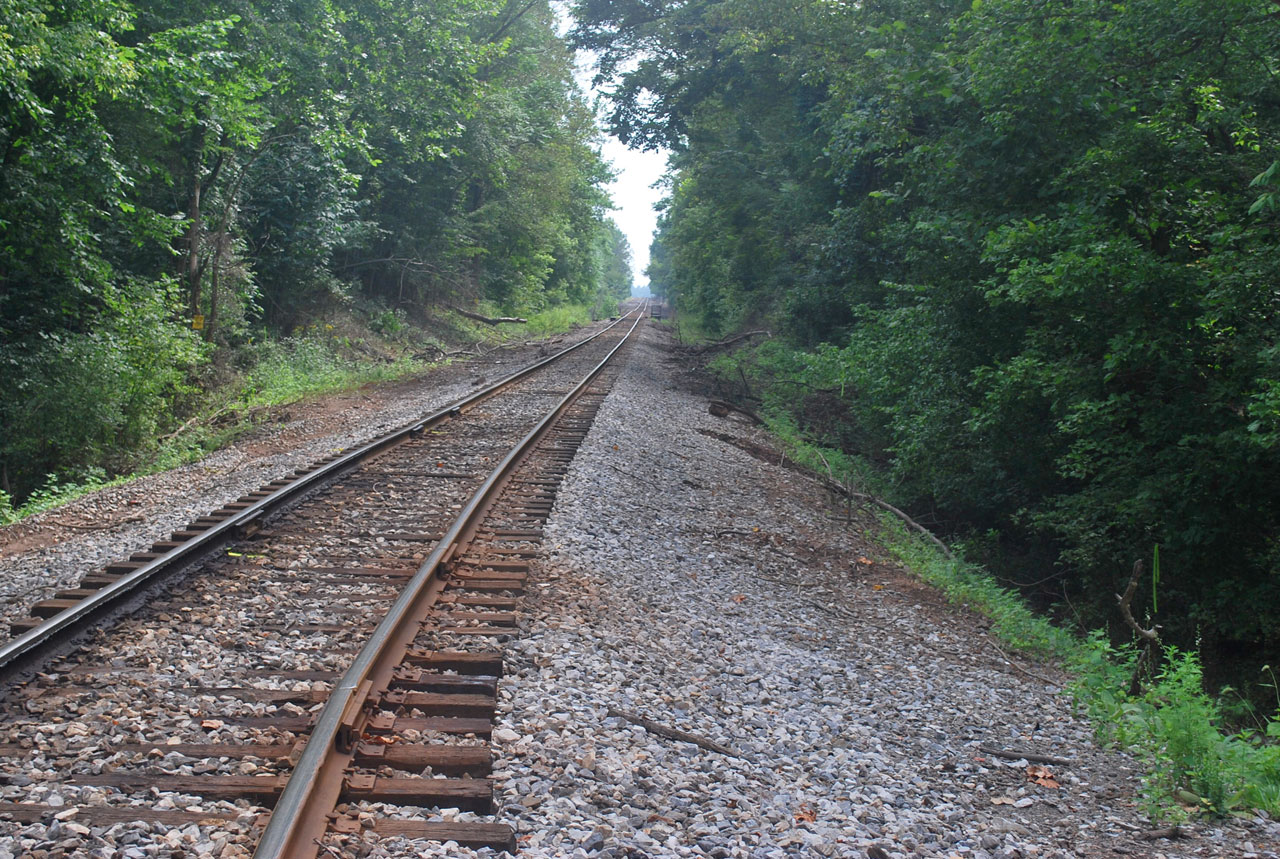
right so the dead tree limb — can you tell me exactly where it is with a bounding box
[1136,826,1185,841]
[813,449,956,561]
[977,745,1074,765]
[451,306,527,326]
[708,399,764,425]
[1117,559,1162,697]
[692,329,771,353]
[605,707,740,757]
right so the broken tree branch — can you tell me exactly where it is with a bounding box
[708,399,764,425]
[606,707,740,757]
[692,329,771,353]
[984,635,1061,687]
[812,448,956,561]
[977,745,1073,766]
[1136,826,1185,841]
[451,306,528,326]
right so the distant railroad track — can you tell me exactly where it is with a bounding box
[0,303,646,857]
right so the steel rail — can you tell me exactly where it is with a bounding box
[0,309,642,676]
[252,305,645,859]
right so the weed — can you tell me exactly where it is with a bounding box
[1,468,126,523]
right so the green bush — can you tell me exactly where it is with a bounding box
[0,279,205,502]
[522,304,593,337]
[239,335,424,408]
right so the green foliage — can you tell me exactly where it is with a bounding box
[581,0,1280,681]
[0,278,205,497]
[522,303,595,337]
[1077,646,1280,821]
[238,335,421,409]
[731,362,1280,820]
[1,0,629,504]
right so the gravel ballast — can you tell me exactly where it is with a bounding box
[0,328,598,632]
[421,325,1276,859]
[2,320,1278,858]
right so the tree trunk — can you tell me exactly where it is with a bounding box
[185,160,203,318]
[205,239,222,342]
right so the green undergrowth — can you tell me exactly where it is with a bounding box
[237,335,428,410]
[461,300,609,341]
[0,469,129,526]
[518,304,592,337]
[761,421,1280,823]
[0,341,433,526]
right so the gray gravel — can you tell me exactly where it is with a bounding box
[3,321,1278,858]
[378,325,1279,858]
[0,329,598,632]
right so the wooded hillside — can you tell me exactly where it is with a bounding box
[573,0,1280,687]
[0,0,631,507]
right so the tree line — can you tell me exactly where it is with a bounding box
[573,0,1280,682]
[0,0,632,506]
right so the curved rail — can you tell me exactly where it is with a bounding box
[252,306,645,859]
[0,308,643,676]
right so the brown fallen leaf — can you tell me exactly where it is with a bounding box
[1026,764,1060,788]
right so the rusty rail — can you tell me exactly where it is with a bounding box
[252,306,644,859]
[0,308,642,677]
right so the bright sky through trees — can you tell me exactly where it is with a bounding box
[561,0,667,295]
[597,132,666,294]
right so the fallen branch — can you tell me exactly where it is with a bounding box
[812,449,955,561]
[871,497,955,561]
[40,515,145,532]
[606,707,740,757]
[708,399,764,425]
[692,329,771,353]
[977,745,1073,766]
[985,636,1061,687]
[158,405,236,442]
[1136,826,1186,841]
[451,306,527,326]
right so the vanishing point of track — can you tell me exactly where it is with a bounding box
[0,304,646,857]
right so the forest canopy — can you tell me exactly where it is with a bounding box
[572,0,1280,675]
[0,0,632,505]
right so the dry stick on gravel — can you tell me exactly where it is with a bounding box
[708,399,765,425]
[983,635,1062,688]
[606,707,741,758]
[38,516,144,531]
[810,448,1064,687]
[977,745,1074,766]
[1136,826,1185,841]
[690,329,771,353]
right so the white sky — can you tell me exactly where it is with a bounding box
[563,30,668,293]
[555,2,669,292]
[597,131,668,294]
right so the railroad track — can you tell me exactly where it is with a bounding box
[0,305,644,857]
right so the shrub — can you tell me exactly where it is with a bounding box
[0,278,205,502]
